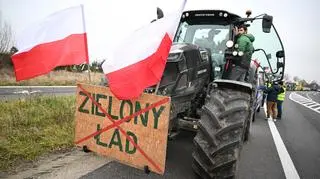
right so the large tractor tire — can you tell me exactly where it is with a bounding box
[192,87,251,179]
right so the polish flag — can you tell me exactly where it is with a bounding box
[12,5,89,81]
[102,0,186,100]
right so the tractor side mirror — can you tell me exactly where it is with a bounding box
[277,62,284,68]
[157,7,164,19]
[262,15,273,33]
[276,50,285,58]
[151,7,164,23]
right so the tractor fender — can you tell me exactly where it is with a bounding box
[211,79,253,94]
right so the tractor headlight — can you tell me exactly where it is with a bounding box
[232,51,238,56]
[168,49,184,61]
[200,50,209,62]
[167,53,181,61]
[238,51,244,56]
[226,40,234,48]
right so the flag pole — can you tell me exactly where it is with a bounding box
[154,82,160,94]
[80,4,91,83]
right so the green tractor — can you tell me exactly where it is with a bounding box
[147,8,285,178]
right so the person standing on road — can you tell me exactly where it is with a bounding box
[277,81,286,120]
[229,24,255,82]
[265,82,283,121]
[261,80,271,107]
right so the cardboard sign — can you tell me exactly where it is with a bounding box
[74,83,171,174]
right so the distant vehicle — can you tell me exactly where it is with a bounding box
[285,82,296,91]
[303,87,311,91]
[295,82,303,91]
[310,83,319,91]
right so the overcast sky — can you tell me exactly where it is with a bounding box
[0,0,319,82]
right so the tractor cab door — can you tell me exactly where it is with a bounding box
[248,19,285,82]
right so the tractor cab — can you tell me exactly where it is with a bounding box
[172,10,285,83]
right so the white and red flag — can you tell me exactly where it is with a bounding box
[12,5,89,81]
[102,0,186,100]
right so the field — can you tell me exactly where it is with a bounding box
[0,67,104,86]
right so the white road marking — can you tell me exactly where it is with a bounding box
[305,103,316,106]
[13,90,42,95]
[306,92,313,100]
[308,104,320,108]
[264,106,300,179]
[289,92,320,115]
[13,90,30,94]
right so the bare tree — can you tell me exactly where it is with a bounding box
[0,21,15,68]
[293,76,300,82]
[310,80,318,85]
[283,73,290,81]
[0,22,14,54]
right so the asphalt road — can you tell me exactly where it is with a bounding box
[81,91,320,179]
[280,92,320,178]
[298,91,320,103]
[0,86,76,100]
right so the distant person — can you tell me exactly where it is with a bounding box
[277,81,286,120]
[228,24,255,82]
[265,82,283,121]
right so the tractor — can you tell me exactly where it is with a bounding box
[146,8,285,178]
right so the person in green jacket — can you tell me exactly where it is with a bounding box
[229,24,255,81]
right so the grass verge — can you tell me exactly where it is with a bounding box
[0,95,76,172]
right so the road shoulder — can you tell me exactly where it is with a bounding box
[4,148,111,179]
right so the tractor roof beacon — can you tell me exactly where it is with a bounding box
[149,8,285,178]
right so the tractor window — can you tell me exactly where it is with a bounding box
[174,22,231,54]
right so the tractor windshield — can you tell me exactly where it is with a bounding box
[174,22,231,54]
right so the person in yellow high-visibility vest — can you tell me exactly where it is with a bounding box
[277,81,286,120]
